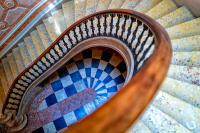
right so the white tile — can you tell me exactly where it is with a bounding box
[55,89,68,102]
[105,80,116,88]
[61,75,73,87]
[99,71,108,81]
[63,111,77,126]
[83,101,96,114]
[37,100,47,112]
[84,58,92,68]
[94,82,104,91]
[43,122,57,133]
[79,69,86,78]
[87,77,91,88]
[110,68,121,79]
[91,68,97,78]
[92,78,98,88]
[66,62,78,74]
[98,60,108,70]
[74,80,87,92]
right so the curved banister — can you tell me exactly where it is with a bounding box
[1,9,171,132]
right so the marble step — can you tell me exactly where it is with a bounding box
[30,30,45,56]
[74,0,87,21]
[146,0,177,20]
[161,77,200,108]
[85,0,98,16]
[172,35,200,52]
[166,17,200,39]
[153,91,200,132]
[172,51,200,67]
[24,36,38,61]
[96,0,112,11]
[36,24,52,49]
[43,16,59,42]
[2,58,14,87]
[62,0,75,27]
[52,9,67,33]
[18,42,32,67]
[108,0,125,9]
[133,0,162,13]
[127,120,152,133]
[121,0,141,9]
[7,53,19,79]
[141,105,190,133]
[156,6,194,28]
[12,47,25,73]
[167,64,200,86]
[0,63,9,95]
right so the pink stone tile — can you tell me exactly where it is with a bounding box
[38,104,61,125]
[27,112,42,131]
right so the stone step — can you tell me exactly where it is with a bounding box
[12,47,25,73]
[96,0,112,11]
[162,77,200,108]
[108,0,125,9]
[62,0,75,27]
[172,35,200,52]
[167,64,200,86]
[0,63,9,95]
[172,51,200,67]
[18,42,32,67]
[52,9,68,33]
[133,0,162,13]
[43,16,59,42]
[156,6,194,28]
[36,24,52,49]
[74,0,87,21]
[153,91,200,132]
[127,120,152,133]
[24,36,38,61]
[2,58,14,87]
[141,105,190,133]
[166,17,200,39]
[121,0,141,9]
[146,0,177,19]
[7,53,19,79]
[85,0,98,16]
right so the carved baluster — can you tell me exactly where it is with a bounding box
[78,24,84,41]
[121,15,128,40]
[90,18,95,37]
[103,14,108,36]
[130,20,142,49]
[84,20,89,38]
[115,14,122,38]
[126,17,136,44]
[109,14,114,36]
[73,28,79,44]
[97,15,101,36]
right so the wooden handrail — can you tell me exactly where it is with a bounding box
[1,9,171,132]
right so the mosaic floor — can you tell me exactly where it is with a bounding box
[21,47,127,133]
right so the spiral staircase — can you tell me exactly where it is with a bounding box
[0,0,199,132]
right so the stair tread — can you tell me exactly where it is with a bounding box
[133,0,162,13]
[167,64,200,86]
[141,105,191,133]
[18,42,32,67]
[172,35,200,52]
[153,90,200,132]
[85,0,98,16]
[162,77,200,108]
[146,0,177,19]
[96,0,112,11]
[166,17,200,39]
[12,47,25,73]
[30,30,45,56]
[24,36,38,61]
[7,53,19,79]
[0,63,9,95]
[62,0,75,27]
[108,0,125,9]
[2,58,14,87]
[52,9,67,33]
[127,120,152,133]
[172,51,200,67]
[74,0,87,21]
[121,0,140,9]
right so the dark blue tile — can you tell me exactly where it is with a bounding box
[83,49,92,58]
[101,51,112,62]
[32,127,44,133]
[64,84,77,97]
[95,69,103,79]
[66,58,74,65]
[51,80,63,92]
[103,75,112,84]
[74,106,87,120]
[90,78,94,88]
[83,78,88,88]
[117,61,126,73]
[70,71,82,82]
[57,67,69,78]
[46,94,57,107]
[93,80,101,89]
[107,86,117,92]
[92,59,100,68]
[104,63,114,74]
[98,93,108,97]
[76,60,84,69]
[114,75,125,84]
[96,85,106,92]
[53,117,67,131]
[85,68,91,77]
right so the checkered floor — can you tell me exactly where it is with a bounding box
[32,47,127,133]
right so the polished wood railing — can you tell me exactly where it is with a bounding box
[0,9,172,132]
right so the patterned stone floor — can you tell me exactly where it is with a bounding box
[21,47,127,133]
